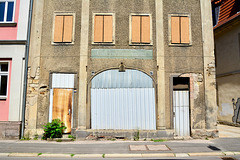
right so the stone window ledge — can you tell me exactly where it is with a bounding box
[0,23,17,27]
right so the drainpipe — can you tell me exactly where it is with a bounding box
[21,0,34,139]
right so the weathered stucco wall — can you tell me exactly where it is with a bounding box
[36,0,82,129]
[163,0,205,129]
[215,23,240,75]
[25,0,82,135]
[25,0,218,138]
[217,74,240,123]
[215,22,240,124]
[87,0,158,129]
[88,0,157,76]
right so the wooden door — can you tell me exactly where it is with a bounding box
[52,88,72,133]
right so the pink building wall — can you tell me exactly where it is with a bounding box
[0,60,12,121]
[0,0,20,40]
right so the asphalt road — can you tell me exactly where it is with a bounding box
[0,156,240,160]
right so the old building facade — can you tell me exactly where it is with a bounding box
[25,0,218,139]
[212,0,240,125]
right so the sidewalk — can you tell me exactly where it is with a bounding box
[0,138,239,158]
[0,124,239,158]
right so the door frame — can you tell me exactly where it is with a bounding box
[170,75,191,136]
[48,73,76,132]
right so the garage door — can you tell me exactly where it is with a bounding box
[91,69,156,130]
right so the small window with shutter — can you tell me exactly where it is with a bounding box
[169,14,191,46]
[52,12,75,44]
[130,14,152,45]
[93,13,114,44]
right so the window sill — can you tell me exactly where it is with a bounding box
[0,96,7,100]
[169,43,192,47]
[51,42,74,46]
[92,42,115,46]
[0,22,17,27]
[129,43,153,46]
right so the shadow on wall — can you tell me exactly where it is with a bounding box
[232,98,240,124]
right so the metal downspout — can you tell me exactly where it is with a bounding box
[21,0,34,139]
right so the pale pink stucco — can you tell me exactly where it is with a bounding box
[0,0,20,40]
[0,60,12,121]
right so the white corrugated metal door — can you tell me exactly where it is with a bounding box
[173,91,190,137]
[91,70,156,130]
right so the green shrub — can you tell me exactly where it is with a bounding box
[42,119,66,140]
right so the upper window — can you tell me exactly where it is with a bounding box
[130,14,152,45]
[0,0,15,23]
[0,62,9,98]
[212,1,221,26]
[169,14,191,46]
[53,12,75,44]
[93,13,114,44]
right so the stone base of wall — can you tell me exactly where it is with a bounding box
[76,129,174,140]
[24,129,44,139]
[191,129,219,139]
[0,121,21,140]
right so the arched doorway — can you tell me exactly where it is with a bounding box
[91,69,156,130]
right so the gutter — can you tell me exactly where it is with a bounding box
[21,0,34,139]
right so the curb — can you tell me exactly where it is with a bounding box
[8,153,39,157]
[0,152,239,158]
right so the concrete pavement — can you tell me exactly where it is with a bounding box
[218,124,240,138]
[0,124,239,159]
[0,139,239,158]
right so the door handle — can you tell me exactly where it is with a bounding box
[68,109,71,115]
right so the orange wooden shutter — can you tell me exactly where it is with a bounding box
[54,16,64,42]
[180,17,190,43]
[141,16,150,43]
[132,15,141,43]
[103,15,113,42]
[171,16,180,44]
[94,15,103,42]
[63,16,73,42]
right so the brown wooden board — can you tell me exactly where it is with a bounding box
[132,15,141,43]
[103,15,113,42]
[141,16,150,43]
[180,17,190,44]
[63,16,73,42]
[54,16,64,42]
[171,16,180,44]
[52,89,72,133]
[94,15,103,42]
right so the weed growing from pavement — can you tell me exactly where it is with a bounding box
[151,139,167,142]
[33,134,38,140]
[133,130,140,141]
[71,154,75,157]
[102,154,105,158]
[38,153,42,156]
[56,139,62,142]
[68,135,76,140]
[21,132,31,140]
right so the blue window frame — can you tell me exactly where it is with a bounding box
[0,0,15,23]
